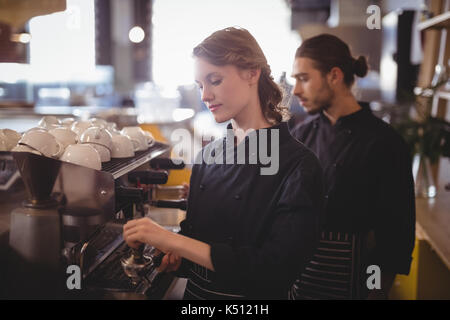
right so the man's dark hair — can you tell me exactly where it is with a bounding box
[295,34,369,87]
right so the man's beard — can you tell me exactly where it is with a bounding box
[305,83,334,115]
[306,100,331,115]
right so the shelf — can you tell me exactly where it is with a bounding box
[415,87,450,100]
[414,86,434,97]
[418,11,450,31]
[436,89,450,101]
[414,87,450,99]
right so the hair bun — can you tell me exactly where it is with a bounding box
[353,56,368,77]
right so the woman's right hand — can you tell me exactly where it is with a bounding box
[179,183,190,199]
[156,250,182,273]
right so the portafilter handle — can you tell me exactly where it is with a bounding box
[151,251,163,268]
[121,244,150,284]
[115,186,145,203]
[144,246,164,268]
[124,244,163,270]
[128,170,169,185]
[149,158,185,170]
[151,199,187,211]
[131,244,145,264]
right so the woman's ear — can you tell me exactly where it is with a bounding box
[243,68,261,86]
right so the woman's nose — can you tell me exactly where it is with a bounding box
[201,86,213,103]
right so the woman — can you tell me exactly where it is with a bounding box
[123,27,323,299]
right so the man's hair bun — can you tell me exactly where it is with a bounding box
[353,56,368,77]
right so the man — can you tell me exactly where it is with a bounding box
[289,34,415,299]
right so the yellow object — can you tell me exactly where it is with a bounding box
[139,124,168,143]
[165,167,191,186]
[389,236,450,300]
[139,123,192,186]
[389,238,419,300]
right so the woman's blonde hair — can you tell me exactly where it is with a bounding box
[193,27,288,124]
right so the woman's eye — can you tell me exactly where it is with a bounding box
[211,79,222,86]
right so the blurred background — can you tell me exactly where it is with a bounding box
[0,0,445,130]
[0,0,449,300]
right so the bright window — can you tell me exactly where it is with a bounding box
[29,0,95,83]
[152,0,300,90]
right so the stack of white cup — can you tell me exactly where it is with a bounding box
[5,116,156,170]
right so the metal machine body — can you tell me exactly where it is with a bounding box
[6,142,181,299]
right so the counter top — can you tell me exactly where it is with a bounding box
[415,159,450,270]
[416,193,450,270]
[146,205,186,229]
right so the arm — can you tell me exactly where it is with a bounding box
[122,202,317,294]
[123,161,213,273]
[371,135,416,276]
[124,155,322,296]
[123,218,214,271]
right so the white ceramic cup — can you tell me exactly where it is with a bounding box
[79,127,113,151]
[61,117,76,128]
[105,122,121,136]
[71,120,94,138]
[143,131,155,146]
[60,144,102,170]
[19,129,63,158]
[26,127,48,133]
[38,116,61,130]
[0,129,22,151]
[49,127,78,149]
[121,127,148,151]
[11,144,42,155]
[87,143,111,162]
[106,122,117,131]
[90,118,108,128]
[110,135,137,158]
[106,127,122,136]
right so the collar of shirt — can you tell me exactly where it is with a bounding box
[225,121,291,144]
[318,105,372,133]
[215,121,291,165]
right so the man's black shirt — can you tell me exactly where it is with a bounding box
[290,106,415,275]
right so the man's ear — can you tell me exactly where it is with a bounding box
[327,67,344,86]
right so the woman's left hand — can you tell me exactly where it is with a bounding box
[123,217,171,251]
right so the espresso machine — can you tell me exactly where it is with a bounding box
[7,142,188,299]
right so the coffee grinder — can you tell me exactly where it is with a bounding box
[8,151,63,298]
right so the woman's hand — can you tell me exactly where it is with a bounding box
[156,250,182,273]
[124,217,215,272]
[179,182,190,199]
[123,217,171,251]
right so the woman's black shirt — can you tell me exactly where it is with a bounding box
[178,121,323,299]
